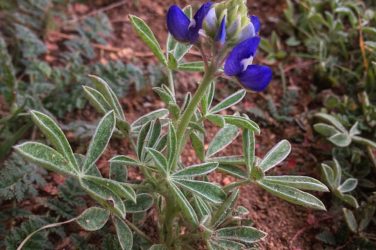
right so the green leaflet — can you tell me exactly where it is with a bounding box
[190,131,205,161]
[110,160,128,182]
[172,179,225,204]
[337,178,358,193]
[259,140,291,172]
[242,129,255,174]
[80,178,126,218]
[82,85,112,114]
[173,162,218,177]
[201,81,216,115]
[313,123,339,137]
[223,115,260,133]
[328,132,351,147]
[129,15,167,66]
[210,89,246,114]
[257,180,326,210]
[170,182,199,226]
[14,142,75,176]
[167,122,177,170]
[218,164,247,179]
[146,148,168,176]
[30,111,78,171]
[314,113,347,133]
[263,176,329,192]
[131,109,169,131]
[110,155,143,167]
[215,226,266,244]
[137,121,152,161]
[211,190,239,228]
[84,175,136,203]
[206,114,225,127]
[206,124,239,157]
[177,61,205,72]
[89,75,125,120]
[208,239,245,250]
[343,208,358,233]
[83,111,116,173]
[113,216,133,250]
[76,207,110,231]
[124,193,153,213]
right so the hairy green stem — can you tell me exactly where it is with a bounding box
[171,64,217,170]
[167,70,175,96]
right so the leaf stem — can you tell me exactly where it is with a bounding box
[167,70,175,96]
[125,219,154,243]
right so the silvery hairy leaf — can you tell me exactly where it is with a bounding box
[124,193,153,213]
[76,207,110,231]
[259,140,291,172]
[263,176,329,192]
[210,89,246,114]
[14,142,76,176]
[170,182,199,226]
[83,111,116,173]
[206,123,239,157]
[113,216,133,250]
[30,110,79,172]
[173,162,218,177]
[130,15,167,66]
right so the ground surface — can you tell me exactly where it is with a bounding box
[2,0,336,249]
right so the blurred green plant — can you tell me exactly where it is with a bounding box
[0,0,165,160]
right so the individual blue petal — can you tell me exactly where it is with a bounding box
[237,65,272,91]
[167,5,191,42]
[215,16,226,44]
[204,7,217,33]
[237,22,255,42]
[250,15,260,34]
[224,36,261,76]
[188,2,213,42]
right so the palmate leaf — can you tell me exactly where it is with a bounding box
[30,111,79,172]
[206,114,225,127]
[328,132,351,147]
[83,111,116,173]
[14,142,75,176]
[170,182,199,226]
[173,162,218,177]
[218,164,247,179]
[214,226,266,244]
[210,89,246,114]
[257,180,326,210]
[263,176,329,192]
[129,15,167,66]
[137,121,152,160]
[313,123,339,137]
[314,113,347,132]
[113,217,133,250]
[76,207,110,231]
[206,124,239,157]
[172,178,226,204]
[259,140,291,172]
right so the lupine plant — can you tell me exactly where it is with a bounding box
[14,1,328,249]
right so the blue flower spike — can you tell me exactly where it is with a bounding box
[167,2,213,44]
[215,16,227,45]
[250,15,260,34]
[224,36,272,91]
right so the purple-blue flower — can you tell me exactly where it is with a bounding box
[215,16,226,45]
[224,36,272,91]
[167,2,212,43]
